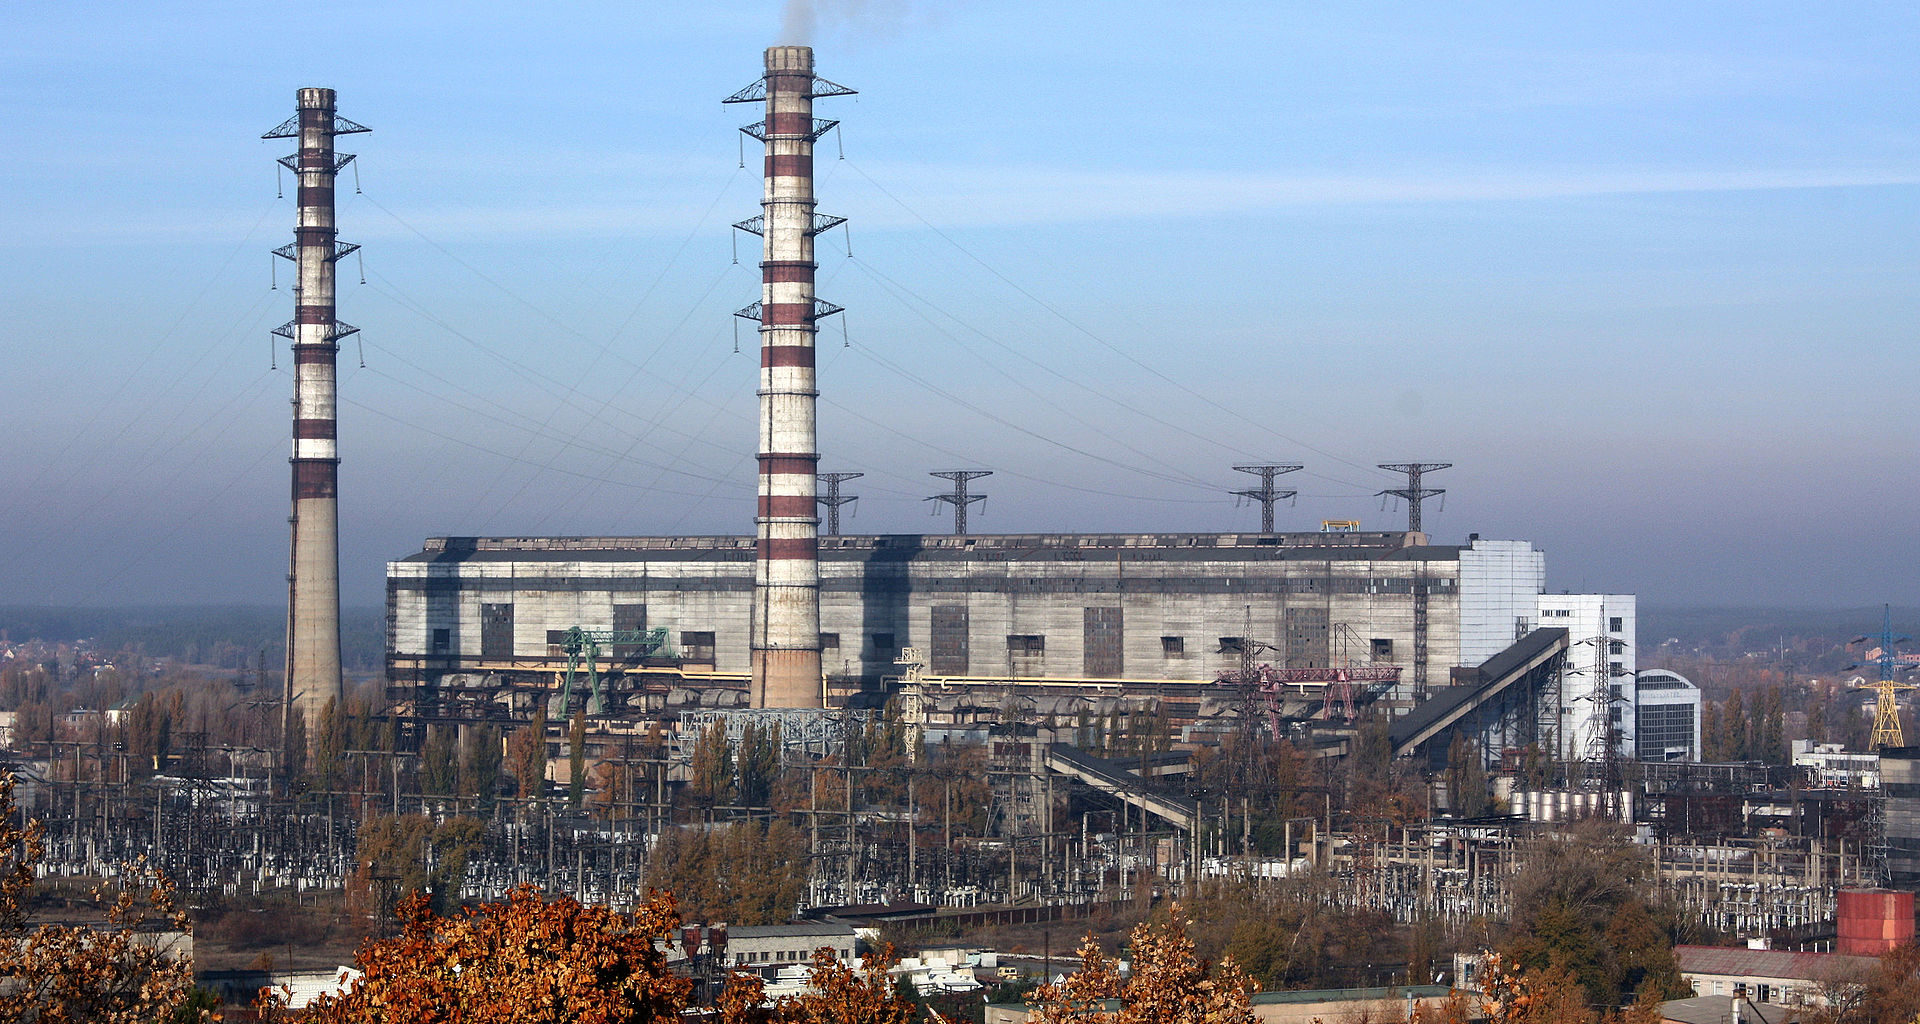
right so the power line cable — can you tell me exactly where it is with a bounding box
[840,156,1395,484]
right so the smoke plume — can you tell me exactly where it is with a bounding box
[779,0,815,44]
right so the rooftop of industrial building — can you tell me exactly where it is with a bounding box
[398,531,1461,564]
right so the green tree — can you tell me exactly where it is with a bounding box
[460,724,503,808]
[688,719,733,809]
[311,697,347,793]
[737,721,780,808]
[507,709,548,800]
[421,726,459,797]
[1758,685,1786,765]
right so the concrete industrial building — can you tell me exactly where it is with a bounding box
[388,530,1471,706]
[382,532,1645,731]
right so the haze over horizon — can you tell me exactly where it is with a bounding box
[3,3,1915,610]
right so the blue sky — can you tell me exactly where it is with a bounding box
[1,2,1915,608]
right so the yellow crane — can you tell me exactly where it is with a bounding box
[1849,606,1916,748]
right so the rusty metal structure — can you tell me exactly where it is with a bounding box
[263,89,367,741]
[727,47,854,709]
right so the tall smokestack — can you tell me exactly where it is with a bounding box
[263,88,367,745]
[727,48,854,708]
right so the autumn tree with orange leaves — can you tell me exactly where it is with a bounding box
[269,881,917,1024]
[294,886,691,1024]
[0,773,206,1024]
[1030,905,1258,1024]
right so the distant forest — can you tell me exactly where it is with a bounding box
[0,606,385,673]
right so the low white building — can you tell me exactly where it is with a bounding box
[1794,740,1878,788]
[700,922,857,979]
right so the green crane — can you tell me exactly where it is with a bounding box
[549,626,674,717]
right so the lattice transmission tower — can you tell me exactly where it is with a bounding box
[926,471,990,535]
[817,471,862,536]
[1231,464,1301,533]
[1377,462,1451,533]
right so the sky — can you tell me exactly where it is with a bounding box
[1,2,1915,610]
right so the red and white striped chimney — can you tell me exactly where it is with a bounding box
[263,88,367,742]
[727,47,853,708]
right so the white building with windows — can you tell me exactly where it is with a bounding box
[1538,593,1636,761]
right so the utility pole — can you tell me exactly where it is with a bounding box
[1230,464,1301,533]
[926,470,990,535]
[1376,463,1451,534]
[817,471,862,536]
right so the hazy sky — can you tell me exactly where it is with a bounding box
[2,2,1915,609]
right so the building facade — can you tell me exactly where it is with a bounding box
[387,531,1505,708]
[1635,668,1703,762]
[1537,593,1637,761]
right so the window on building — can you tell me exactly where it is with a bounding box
[1218,637,1246,654]
[819,632,840,650]
[1084,607,1123,677]
[1371,638,1394,659]
[1285,606,1331,668]
[1636,704,1696,761]
[481,603,514,659]
[1514,616,1533,639]
[613,603,648,658]
[431,628,450,654]
[1610,661,1624,677]
[1007,634,1045,653]
[1609,640,1625,656]
[1609,616,1624,632]
[931,605,969,675]
[681,630,716,664]
[1162,636,1185,658]
[871,632,896,653]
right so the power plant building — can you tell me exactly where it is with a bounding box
[385,531,1586,715]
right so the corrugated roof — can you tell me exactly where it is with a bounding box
[1675,944,1876,981]
[397,532,1463,565]
[726,923,857,938]
[1658,995,1795,1024]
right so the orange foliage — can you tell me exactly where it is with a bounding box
[0,773,204,1024]
[1031,905,1258,1024]
[296,885,691,1024]
[768,944,917,1024]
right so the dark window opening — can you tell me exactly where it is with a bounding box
[1218,637,1246,654]
[1370,638,1393,659]
[1085,607,1122,676]
[481,603,514,659]
[613,603,648,658]
[931,606,969,675]
[431,628,450,654]
[871,633,896,653]
[1007,634,1045,653]
[1162,636,1185,657]
[819,632,840,650]
[682,630,716,664]
[1609,616,1624,633]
